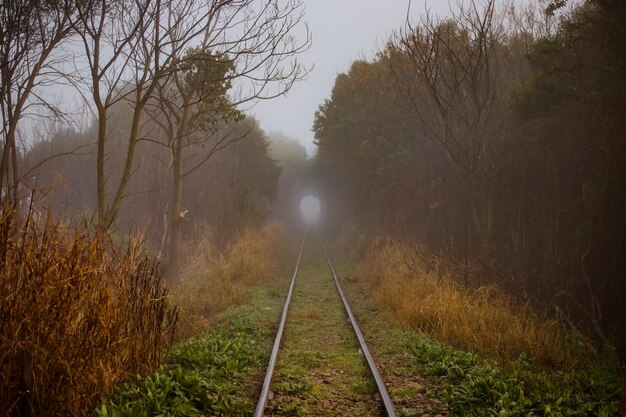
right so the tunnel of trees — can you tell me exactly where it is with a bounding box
[1,0,625,414]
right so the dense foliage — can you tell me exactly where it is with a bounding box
[313,0,626,358]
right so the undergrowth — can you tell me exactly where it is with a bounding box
[170,222,285,340]
[399,331,623,417]
[355,237,585,367]
[92,308,267,417]
[0,205,177,417]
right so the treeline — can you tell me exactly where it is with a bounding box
[24,113,281,248]
[314,0,626,358]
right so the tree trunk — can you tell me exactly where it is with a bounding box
[0,129,14,204]
[463,179,471,286]
[104,103,144,230]
[96,106,107,231]
[166,145,183,285]
[10,133,18,203]
[166,104,190,284]
[482,191,494,257]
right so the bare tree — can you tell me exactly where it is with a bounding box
[389,0,512,282]
[144,0,310,282]
[70,0,309,241]
[0,1,76,204]
[69,0,164,230]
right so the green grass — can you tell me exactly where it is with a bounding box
[92,309,269,417]
[400,330,623,417]
[90,279,289,417]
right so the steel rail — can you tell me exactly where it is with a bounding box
[316,229,398,417]
[253,227,308,417]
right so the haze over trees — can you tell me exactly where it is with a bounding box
[314,0,626,359]
[266,131,309,227]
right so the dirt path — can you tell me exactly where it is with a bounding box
[264,240,382,416]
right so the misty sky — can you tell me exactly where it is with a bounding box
[251,0,450,155]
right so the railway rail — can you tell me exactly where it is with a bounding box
[253,228,397,417]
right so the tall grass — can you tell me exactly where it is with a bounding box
[355,237,590,367]
[170,221,286,340]
[0,205,177,417]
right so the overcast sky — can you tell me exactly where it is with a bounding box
[250,0,451,155]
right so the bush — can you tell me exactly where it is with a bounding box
[0,205,177,417]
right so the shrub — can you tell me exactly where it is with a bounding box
[0,205,177,417]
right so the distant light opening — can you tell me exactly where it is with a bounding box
[300,196,321,224]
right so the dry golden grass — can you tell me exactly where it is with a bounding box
[0,205,177,417]
[171,221,286,340]
[355,237,582,367]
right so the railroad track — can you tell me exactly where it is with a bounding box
[254,228,397,417]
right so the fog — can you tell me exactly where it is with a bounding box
[252,0,451,155]
[2,1,625,413]
[299,196,321,224]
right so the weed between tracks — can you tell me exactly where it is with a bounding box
[264,244,381,417]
